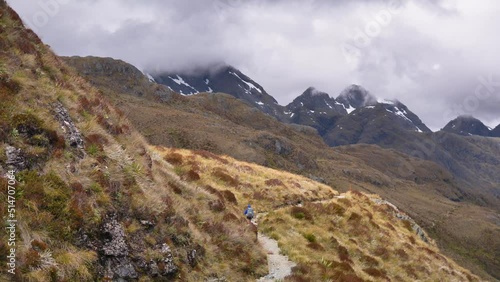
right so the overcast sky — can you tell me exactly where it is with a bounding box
[8,0,500,130]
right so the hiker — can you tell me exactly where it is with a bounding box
[244,204,258,241]
[244,204,254,221]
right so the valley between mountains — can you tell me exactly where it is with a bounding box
[0,1,499,281]
[63,55,500,280]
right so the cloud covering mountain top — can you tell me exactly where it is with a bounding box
[8,0,500,130]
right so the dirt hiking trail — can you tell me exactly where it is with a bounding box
[257,233,296,282]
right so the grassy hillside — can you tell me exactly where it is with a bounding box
[0,5,267,280]
[63,55,500,280]
[0,3,491,281]
[154,148,480,282]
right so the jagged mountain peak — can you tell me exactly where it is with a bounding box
[286,87,345,113]
[336,84,377,108]
[442,115,491,136]
[152,63,267,96]
[291,87,332,103]
[151,63,282,116]
[302,86,329,97]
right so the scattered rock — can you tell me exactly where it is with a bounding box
[102,217,128,257]
[139,220,155,228]
[76,231,98,251]
[156,243,178,276]
[148,260,160,277]
[187,249,198,267]
[53,102,84,150]
[104,258,137,281]
[187,244,205,268]
[100,214,137,280]
[371,198,429,243]
[413,225,428,243]
[5,145,26,172]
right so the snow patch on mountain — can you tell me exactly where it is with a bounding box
[229,71,262,94]
[385,107,424,132]
[325,101,334,109]
[393,107,413,123]
[336,103,356,114]
[169,75,199,95]
[146,73,156,83]
[170,75,188,87]
[345,105,356,114]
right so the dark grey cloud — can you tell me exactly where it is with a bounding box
[7,0,500,130]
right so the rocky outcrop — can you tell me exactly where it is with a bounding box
[5,145,26,172]
[395,213,428,243]
[53,102,84,150]
[187,244,205,268]
[96,214,180,280]
[371,198,429,243]
[148,243,178,277]
[187,249,198,267]
[100,214,138,280]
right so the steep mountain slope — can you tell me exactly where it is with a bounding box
[151,64,284,117]
[63,56,500,280]
[442,115,492,136]
[323,100,432,147]
[0,5,275,281]
[492,124,500,137]
[151,63,435,146]
[158,148,481,282]
[282,87,498,210]
[0,5,488,281]
[285,87,346,135]
[62,56,175,101]
[284,85,432,142]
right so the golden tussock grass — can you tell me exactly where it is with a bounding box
[258,191,480,282]
[0,7,485,280]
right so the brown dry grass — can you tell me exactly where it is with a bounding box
[257,191,480,282]
[0,7,271,281]
[1,3,490,280]
[67,54,500,279]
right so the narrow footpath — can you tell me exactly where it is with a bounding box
[257,233,296,282]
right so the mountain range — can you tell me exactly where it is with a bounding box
[148,65,499,195]
[150,66,437,137]
[64,57,500,280]
[150,65,283,117]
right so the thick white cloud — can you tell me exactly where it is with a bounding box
[7,0,500,130]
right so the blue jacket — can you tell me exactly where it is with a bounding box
[244,206,254,216]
